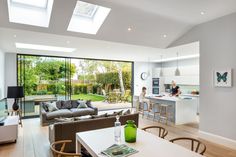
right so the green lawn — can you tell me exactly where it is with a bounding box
[71,94,105,101]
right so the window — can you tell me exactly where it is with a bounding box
[67,1,111,34]
[73,1,98,18]
[11,0,48,9]
[8,0,53,27]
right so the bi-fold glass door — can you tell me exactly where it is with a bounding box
[17,55,71,118]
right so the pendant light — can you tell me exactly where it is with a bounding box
[159,55,164,77]
[175,52,180,76]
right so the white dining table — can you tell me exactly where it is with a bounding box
[76,126,204,157]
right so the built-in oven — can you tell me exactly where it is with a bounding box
[152,87,159,94]
[152,78,160,94]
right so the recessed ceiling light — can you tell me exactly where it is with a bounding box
[163,34,167,38]
[13,35,17,38]
[200,12,205,15]
[15,43,76,52]
[127,27,132,31]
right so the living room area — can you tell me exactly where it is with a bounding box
[1,0,236,157]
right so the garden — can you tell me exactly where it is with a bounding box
[18,56,132,104]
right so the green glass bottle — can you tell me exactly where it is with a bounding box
[124,120,137,143]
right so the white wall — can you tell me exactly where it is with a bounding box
[170,12,236,147]
[5,53,17,96]
[162,58,199,85]
[0,49,5,99]
[133,62,158,96]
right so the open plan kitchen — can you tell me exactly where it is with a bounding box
[134,42,200,125]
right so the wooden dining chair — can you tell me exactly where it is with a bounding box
[142,126,168,139]
[50,140,81,157]
[169,137,206,155]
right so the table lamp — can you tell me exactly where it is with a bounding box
[7,86,24,111]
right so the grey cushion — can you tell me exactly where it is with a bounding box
[42,102,49,112]
[86,100,92,107]
[123,109,131,115]
[70,108,95,117]
[61,100,72,109]
[46,109,73,120]
[71,100,79,108]
[56,101,62,109]
[91,113,108,119]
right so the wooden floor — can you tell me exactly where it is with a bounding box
[0,115,236,157]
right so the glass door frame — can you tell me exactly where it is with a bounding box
[17,53,134,118]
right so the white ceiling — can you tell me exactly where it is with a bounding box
[0,0,236,49]
[0,27,199,62]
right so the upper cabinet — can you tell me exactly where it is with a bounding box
[152,64,199,85]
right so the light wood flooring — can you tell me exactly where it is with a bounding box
[0,115,236,157]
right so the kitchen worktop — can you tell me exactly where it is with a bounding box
[146,95,197,102]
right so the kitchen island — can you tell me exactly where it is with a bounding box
[146,95,198,125]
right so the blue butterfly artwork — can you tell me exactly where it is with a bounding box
[216,72,228,83]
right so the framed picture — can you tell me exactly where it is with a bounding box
[214,69,232,87]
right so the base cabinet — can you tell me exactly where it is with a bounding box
[0,116,19,143]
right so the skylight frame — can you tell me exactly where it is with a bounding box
[11,0,49,9]
[7,0,54,27]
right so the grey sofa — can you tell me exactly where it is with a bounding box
[40,100,98,126]
[49,113,139,153]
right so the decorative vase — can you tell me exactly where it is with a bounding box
[124,120,137,143]
[12,99,19,111]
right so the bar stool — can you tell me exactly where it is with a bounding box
[159,104,171,125]
[151,103,160,121]
[139,102,150,118]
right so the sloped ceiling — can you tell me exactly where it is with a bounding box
[0,0,236,49]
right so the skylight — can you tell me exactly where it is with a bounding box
[73,1,98,18]
[15,43,76,52]
[67,1,111,35]
[11,0,48,9]
[8,0,53,27]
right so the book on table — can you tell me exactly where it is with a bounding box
[101,144,138,157]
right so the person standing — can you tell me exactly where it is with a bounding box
[170,80,181,96]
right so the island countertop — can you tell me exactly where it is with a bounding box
[145,95,196,102]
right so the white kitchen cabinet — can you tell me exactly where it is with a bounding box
[164,76,199,85]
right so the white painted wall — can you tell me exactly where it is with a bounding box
[170,12,236,146]
[0,49,5,99]
[162,58,199,85]
[4,53,17,96]
[133,62,158,96]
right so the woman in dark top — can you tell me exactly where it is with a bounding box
[170,80,181,96]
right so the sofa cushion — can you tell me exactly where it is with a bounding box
[56,101,62,109]
[42,102,49,112]
[61,100,72,109]
[91,113,108,119]
[46,109,73,120]
[46,102,59,112]
[78,101,88,108]
[85,100,92,107]
[71,100,79,108]
[70,108,95,117]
